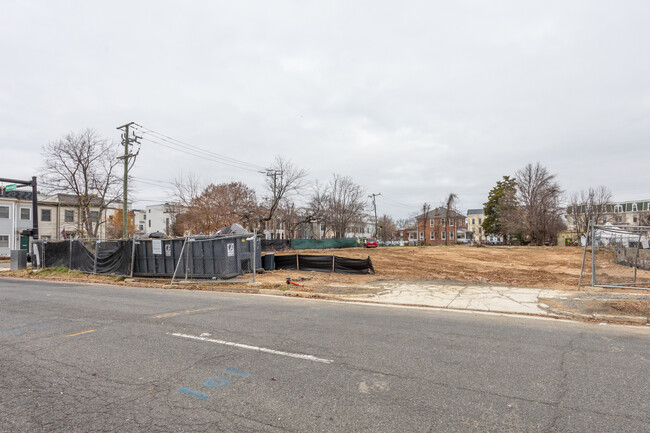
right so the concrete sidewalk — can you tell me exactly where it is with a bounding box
[338,281,649,325]
[341,281,565,316]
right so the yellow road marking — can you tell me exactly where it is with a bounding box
[152,307,216,319]
[64,330,95,338]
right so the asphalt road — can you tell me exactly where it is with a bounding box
[1,278,649,433]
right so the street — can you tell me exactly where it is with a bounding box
[1,278,649,432]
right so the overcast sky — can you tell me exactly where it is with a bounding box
[1,0,648,219]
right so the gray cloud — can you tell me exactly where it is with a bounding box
[1,0,648,218]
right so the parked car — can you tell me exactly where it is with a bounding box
[365,238,378,248]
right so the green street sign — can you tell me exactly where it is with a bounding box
[5,184,17,191]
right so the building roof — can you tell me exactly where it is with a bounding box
[467,208,484,215]
[40,193,105,206]
[415,207,465,220]
[0,190,34,201]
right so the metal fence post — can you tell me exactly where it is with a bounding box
[93,240,99,274]
[129,237,136,278]
[253,229,257,283]
[171,238,187,285]
[591,219,596,286]
[69,238,72,270]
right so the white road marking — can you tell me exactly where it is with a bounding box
[169,332,334,364]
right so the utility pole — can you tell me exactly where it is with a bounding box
[263,169,283,239]
[116,122,140,239]
[369,193,381,238]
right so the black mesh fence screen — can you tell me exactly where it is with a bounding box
[261,239,291,252]
[334,256,375,274]
[273,254,374,274]
[274,254,298,270]
[298,255,334,272]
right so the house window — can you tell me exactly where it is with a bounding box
[20,208,30,220]
[632,203,638,212]
[419,232,424,240]
[0,206,9,219]
[472,218,475,225]
[143,214,146,220]
[441,218,446,226]
[441,231,446,240]
[148,220,151,228]
[0,235,8,248]
[633,216,638,223]
[429,219,434,227]
[65,210,74,222]
[449,218,454,226]
[90,211,99,223]
[614,204,623,213]
[478,218,482,224]
[41,209,51,222]
[449,231,454,240]
[479,227,482,234]
[430,232,435,240]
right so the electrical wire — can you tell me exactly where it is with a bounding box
[132,124,265,172]
[137,135,261,173]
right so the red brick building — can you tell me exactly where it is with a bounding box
[415,207,467,246]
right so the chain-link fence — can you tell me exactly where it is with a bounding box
[583,224,650,290]
[167,233,260,284]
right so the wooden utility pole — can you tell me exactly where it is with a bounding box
[116,122,139,238]
[369,193,381,237]
[264,169,283,239]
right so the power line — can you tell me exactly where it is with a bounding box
[381,195,416,209]
[132,124,265,172]
[137,135,261,173]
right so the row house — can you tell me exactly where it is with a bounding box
[0,191,35,257]
[565,199,650,229]
[415,207,468,246]
[466,208,503,244]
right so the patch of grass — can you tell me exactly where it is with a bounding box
[35,267,85,277]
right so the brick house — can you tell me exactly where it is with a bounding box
[415,207,468,246]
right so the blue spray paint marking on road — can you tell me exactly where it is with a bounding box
[204,378,232,388]
[226,368,250,377]
[178,388,209,399]
[3,329,23,334]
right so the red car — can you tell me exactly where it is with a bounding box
[365,238,378,248]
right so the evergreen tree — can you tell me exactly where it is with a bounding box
[482,176,517,243]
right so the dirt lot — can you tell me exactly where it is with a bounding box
[4,246,650,294]
[260,245,650,291]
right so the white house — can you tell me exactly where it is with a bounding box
[0,191,35,257]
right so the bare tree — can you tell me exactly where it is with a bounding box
[515,163,565,245]
[567,186,612,237]
[418,202,431,245]
[309,174,367,238]
[41,129,121,238]
[263,156,308,238]
[443,193,458,246]
[377,214,396,242]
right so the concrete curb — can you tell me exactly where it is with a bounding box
[550,308,648,325]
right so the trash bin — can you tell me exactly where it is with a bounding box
[262,253,275,271]
[10,250,27,271]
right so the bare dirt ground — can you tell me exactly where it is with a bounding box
[260,245,650,291]
[4,246,649,295]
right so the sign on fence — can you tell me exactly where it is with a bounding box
[152,239,162,255]
[227,243,235,257]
